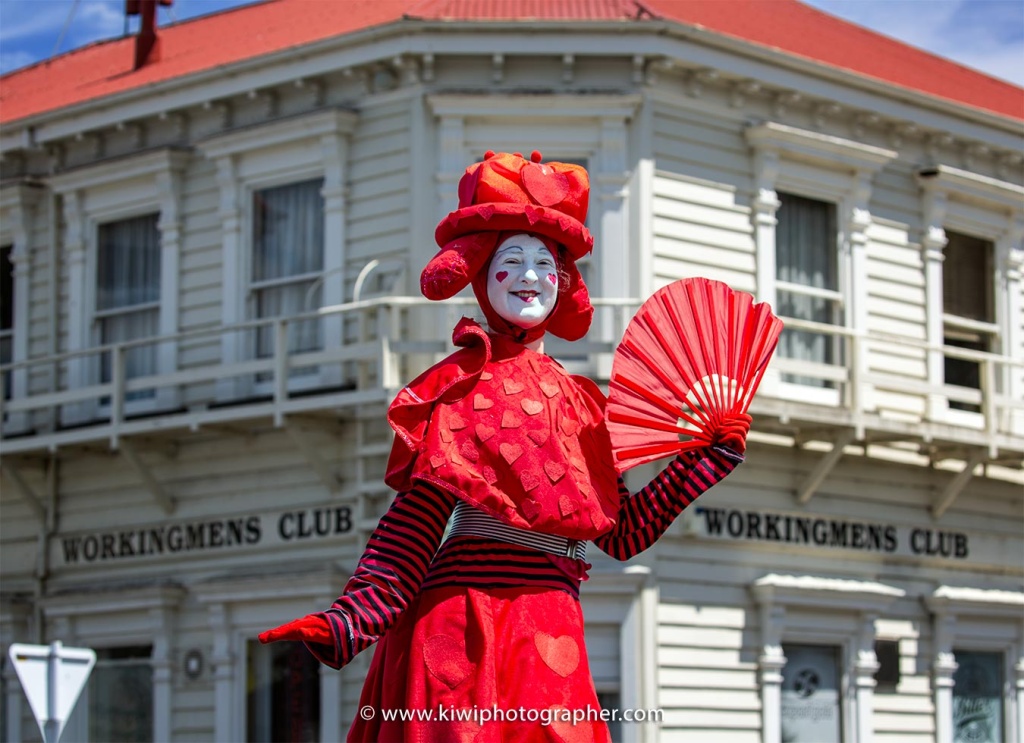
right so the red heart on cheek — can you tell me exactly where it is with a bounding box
[494,271,508,283]
[547,273,557,285]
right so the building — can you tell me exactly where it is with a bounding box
[1,0,1022,741]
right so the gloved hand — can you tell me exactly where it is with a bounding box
[711,412,752,454]
[259,613,332,644]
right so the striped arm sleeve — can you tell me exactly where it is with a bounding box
[592,445,742,561]
[304,481,457,669]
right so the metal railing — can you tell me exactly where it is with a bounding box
[1,297,1021,455]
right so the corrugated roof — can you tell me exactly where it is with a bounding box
[0,0,1020,126]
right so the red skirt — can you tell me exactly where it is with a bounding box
[348,585,611,743]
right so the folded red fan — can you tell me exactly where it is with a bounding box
[607,277,783,472]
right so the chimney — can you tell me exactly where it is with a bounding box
[126,0,173,70]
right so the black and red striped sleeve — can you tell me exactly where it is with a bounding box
[593,445,742,561]
[303,481,457,669]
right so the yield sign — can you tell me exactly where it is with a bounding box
[8,641,96,743]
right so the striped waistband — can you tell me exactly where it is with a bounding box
[446,500,588,561]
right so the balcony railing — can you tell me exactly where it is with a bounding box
[1,296,1021,458]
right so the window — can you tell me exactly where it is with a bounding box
[246,639,320,742]
[781,643,843,743]
[953,650,1003,743]
[86,645,153,742]
[1,244,12,400]
[776,192,842,388]
[96,214,160,398]
[251,179,324,372]
[873,639,901,693]
[942,231,996,412]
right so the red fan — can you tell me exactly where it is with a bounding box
[607,277,783,472]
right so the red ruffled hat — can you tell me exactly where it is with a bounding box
[421,150,595,341]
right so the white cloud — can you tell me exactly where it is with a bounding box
[0,2,75,44]
[0,50,37,74]
[803,0,1024,86]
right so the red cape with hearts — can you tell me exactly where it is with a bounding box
[385,319,621,540]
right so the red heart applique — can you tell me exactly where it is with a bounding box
[529,356,545,374]
[569,455,586,472]
[549,709,594,743]
[521,399,544,416]
[503,378,524,395]
[527,429,550,447]
[475,424,495,442]
[521,498,542,521]
[473,394,494,411]
[499,442,523,464]
[460,440,480,462]
[544,461,566,483]
[482,466,498,485]
[479,371,493,381]
[560,418,578,436]
[534,633,579,677]
[558,494,577,516]
[539,381,560,398]
[448,412,468,431]
[501,410,522,429]
[478,204,495,221]
[522,162,570,206]
[521,470,540,492]
[430,452,446,469]
[439,427,453,443]
[423,635,474,689]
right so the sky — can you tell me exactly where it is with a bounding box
[0,0,1022,86]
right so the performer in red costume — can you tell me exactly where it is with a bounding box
[260,151,751,742]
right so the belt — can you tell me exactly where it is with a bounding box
[446,500,588,561]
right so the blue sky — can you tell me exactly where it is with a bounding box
[0,0,1022,86]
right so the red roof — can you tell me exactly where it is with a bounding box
[0,0,1020,126]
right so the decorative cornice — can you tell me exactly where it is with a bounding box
[47,147,191,194]
[752,573,905,614]
[924,585,1024,618]
[745,121,898,173]
[196,107,357,160]
[915,164,1024,212]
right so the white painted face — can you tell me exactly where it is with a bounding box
[486,233,559,329]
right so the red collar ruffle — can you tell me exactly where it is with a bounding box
[385,319,620,540]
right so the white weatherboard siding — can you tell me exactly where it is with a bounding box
[1,15,1021,743]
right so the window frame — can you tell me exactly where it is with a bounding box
[746,122,896,408]
[925,585,1024,743]
[197,109,357,401]
[0,183,44,431]
[916,165,1024,428]
[752,573,905,743]
[47,149,189,422]
[40,583,184,743]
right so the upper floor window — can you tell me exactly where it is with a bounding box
[96,214,160,394]
[1,244,12,399]
[942,230,996,412]
[251,179,324,364]
[776,192,842,388]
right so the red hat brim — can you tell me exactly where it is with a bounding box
[435,202,593,261]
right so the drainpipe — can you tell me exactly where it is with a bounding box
[32,454,57,644]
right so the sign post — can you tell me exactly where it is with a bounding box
[8,641,96,743]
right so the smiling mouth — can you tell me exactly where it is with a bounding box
[512,291,539,302]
